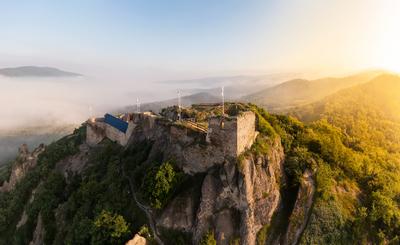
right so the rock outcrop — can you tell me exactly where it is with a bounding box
[29,214,45,245]
[283,169,315,245]
[126,234,148,245]
[0,144,45,192]
[157,137,285,245]
[156,188,197,232]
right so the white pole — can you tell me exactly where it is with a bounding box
[221,86,225,116]
[177,90,181,121]
[136,98,140,113]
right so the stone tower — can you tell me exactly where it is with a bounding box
[207,111,257,158]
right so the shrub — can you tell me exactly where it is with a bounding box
[143,161,184,209]
[92,210,130,244]
[200,230,217,245]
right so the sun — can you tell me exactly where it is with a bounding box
[372,1,400,73]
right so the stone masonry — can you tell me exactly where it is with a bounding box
[87,110,257,158]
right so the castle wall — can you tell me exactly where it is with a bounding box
[86,119,136,146]
[207,111,256,158]
[208,118,238,158]
[236,112,257,155]
[103,121,136,146]
[87,111,256,161]
[86,122,106,146]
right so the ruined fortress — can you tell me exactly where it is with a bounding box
[86,106,258,167]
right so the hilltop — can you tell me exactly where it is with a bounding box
[0,66,82,77]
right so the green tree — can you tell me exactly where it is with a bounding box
[143,161,183,209]
[92,210,130,244]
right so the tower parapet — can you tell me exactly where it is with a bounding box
[207,111,257,158]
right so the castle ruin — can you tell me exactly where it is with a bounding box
[86,107,257,159]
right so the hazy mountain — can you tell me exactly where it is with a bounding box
[292,73,400,152]
[159,73,301,99]
[122,92,220,113]
[0,66,82,77]
[242,70,385,112]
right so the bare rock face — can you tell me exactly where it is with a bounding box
[283,169,315,245]
[29,214,45,245]
[238,138,284,245]
[126,234,148,245]
[156,189,197,232]
[0,144,45,192]
[55,144,90,177]
[190,137,284,245]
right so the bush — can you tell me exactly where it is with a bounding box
[200,231,217,245]
[143,161,184,209]
[92,210,130,244]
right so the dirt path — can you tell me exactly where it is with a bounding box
[121,165,164,245]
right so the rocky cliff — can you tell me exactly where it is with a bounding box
[156,137,285,245]
[283,170,315,245]
[0,144,45,192]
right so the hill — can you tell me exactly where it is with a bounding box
[0,66,82,77]
[293,74,400,153]
[160,73,299,100]
[243,70,384,111]
[1,103,400,244]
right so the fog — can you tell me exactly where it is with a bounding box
[0,75,177,132]
[0,70,308,164]
[0,74,173,164]
[0,72,296,132]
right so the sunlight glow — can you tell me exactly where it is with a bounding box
[373,1,400,73]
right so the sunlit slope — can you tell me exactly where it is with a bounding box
[243,70,383,111]
[293,74,400,152]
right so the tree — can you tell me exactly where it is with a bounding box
[92,210,130,244]
[143,161,183,209]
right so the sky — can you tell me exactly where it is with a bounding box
[1,0,400,131]
[1,0,400,81]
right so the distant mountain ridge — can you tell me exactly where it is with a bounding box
[0,66,82,77]
[242,70,385,112]
[121,92,220,113]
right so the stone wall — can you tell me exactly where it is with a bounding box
[207,111,256,158]
[86,122,106,146]
[208,117,238,158]
[87,110,256,158]
[86,119,136,146]
[236,112,257,155]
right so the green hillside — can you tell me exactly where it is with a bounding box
[290,74,400,243]
[293,74,400,154]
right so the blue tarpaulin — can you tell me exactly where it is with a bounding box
[104,113,128,133]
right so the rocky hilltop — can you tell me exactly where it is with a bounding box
[2,102,390,244]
